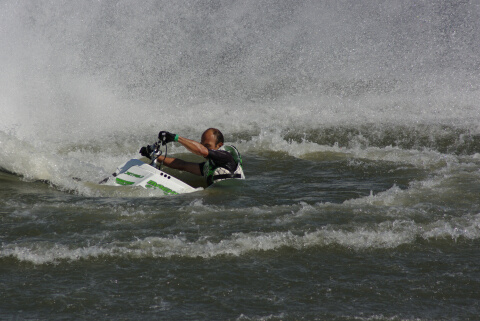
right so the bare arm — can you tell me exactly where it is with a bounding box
[177,136,209,157]
[156,155,202,176]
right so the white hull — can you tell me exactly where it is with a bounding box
[106,159,198,195]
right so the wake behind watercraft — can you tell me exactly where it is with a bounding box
[100,137,199,195]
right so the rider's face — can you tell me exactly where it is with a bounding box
[201,130,222,150]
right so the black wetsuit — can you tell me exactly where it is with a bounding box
[198,149,238,176]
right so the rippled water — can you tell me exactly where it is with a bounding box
[2,131,480,320]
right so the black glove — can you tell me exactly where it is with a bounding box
[139,144,154,157]
[158,131,178,145]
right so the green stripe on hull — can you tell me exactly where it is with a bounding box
[115,177,135,185]
[145,180,178,195]
[125,171,144,178]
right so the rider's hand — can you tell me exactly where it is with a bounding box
[139,145,154,157]
[158,131,178,145]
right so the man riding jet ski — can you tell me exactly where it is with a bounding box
[140,128,245,187]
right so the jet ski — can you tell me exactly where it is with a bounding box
[100,138,198,195]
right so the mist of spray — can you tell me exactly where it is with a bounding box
[1,0,479,144]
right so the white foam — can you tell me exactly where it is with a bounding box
[423,214,480,241]
[4,213,480,265]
